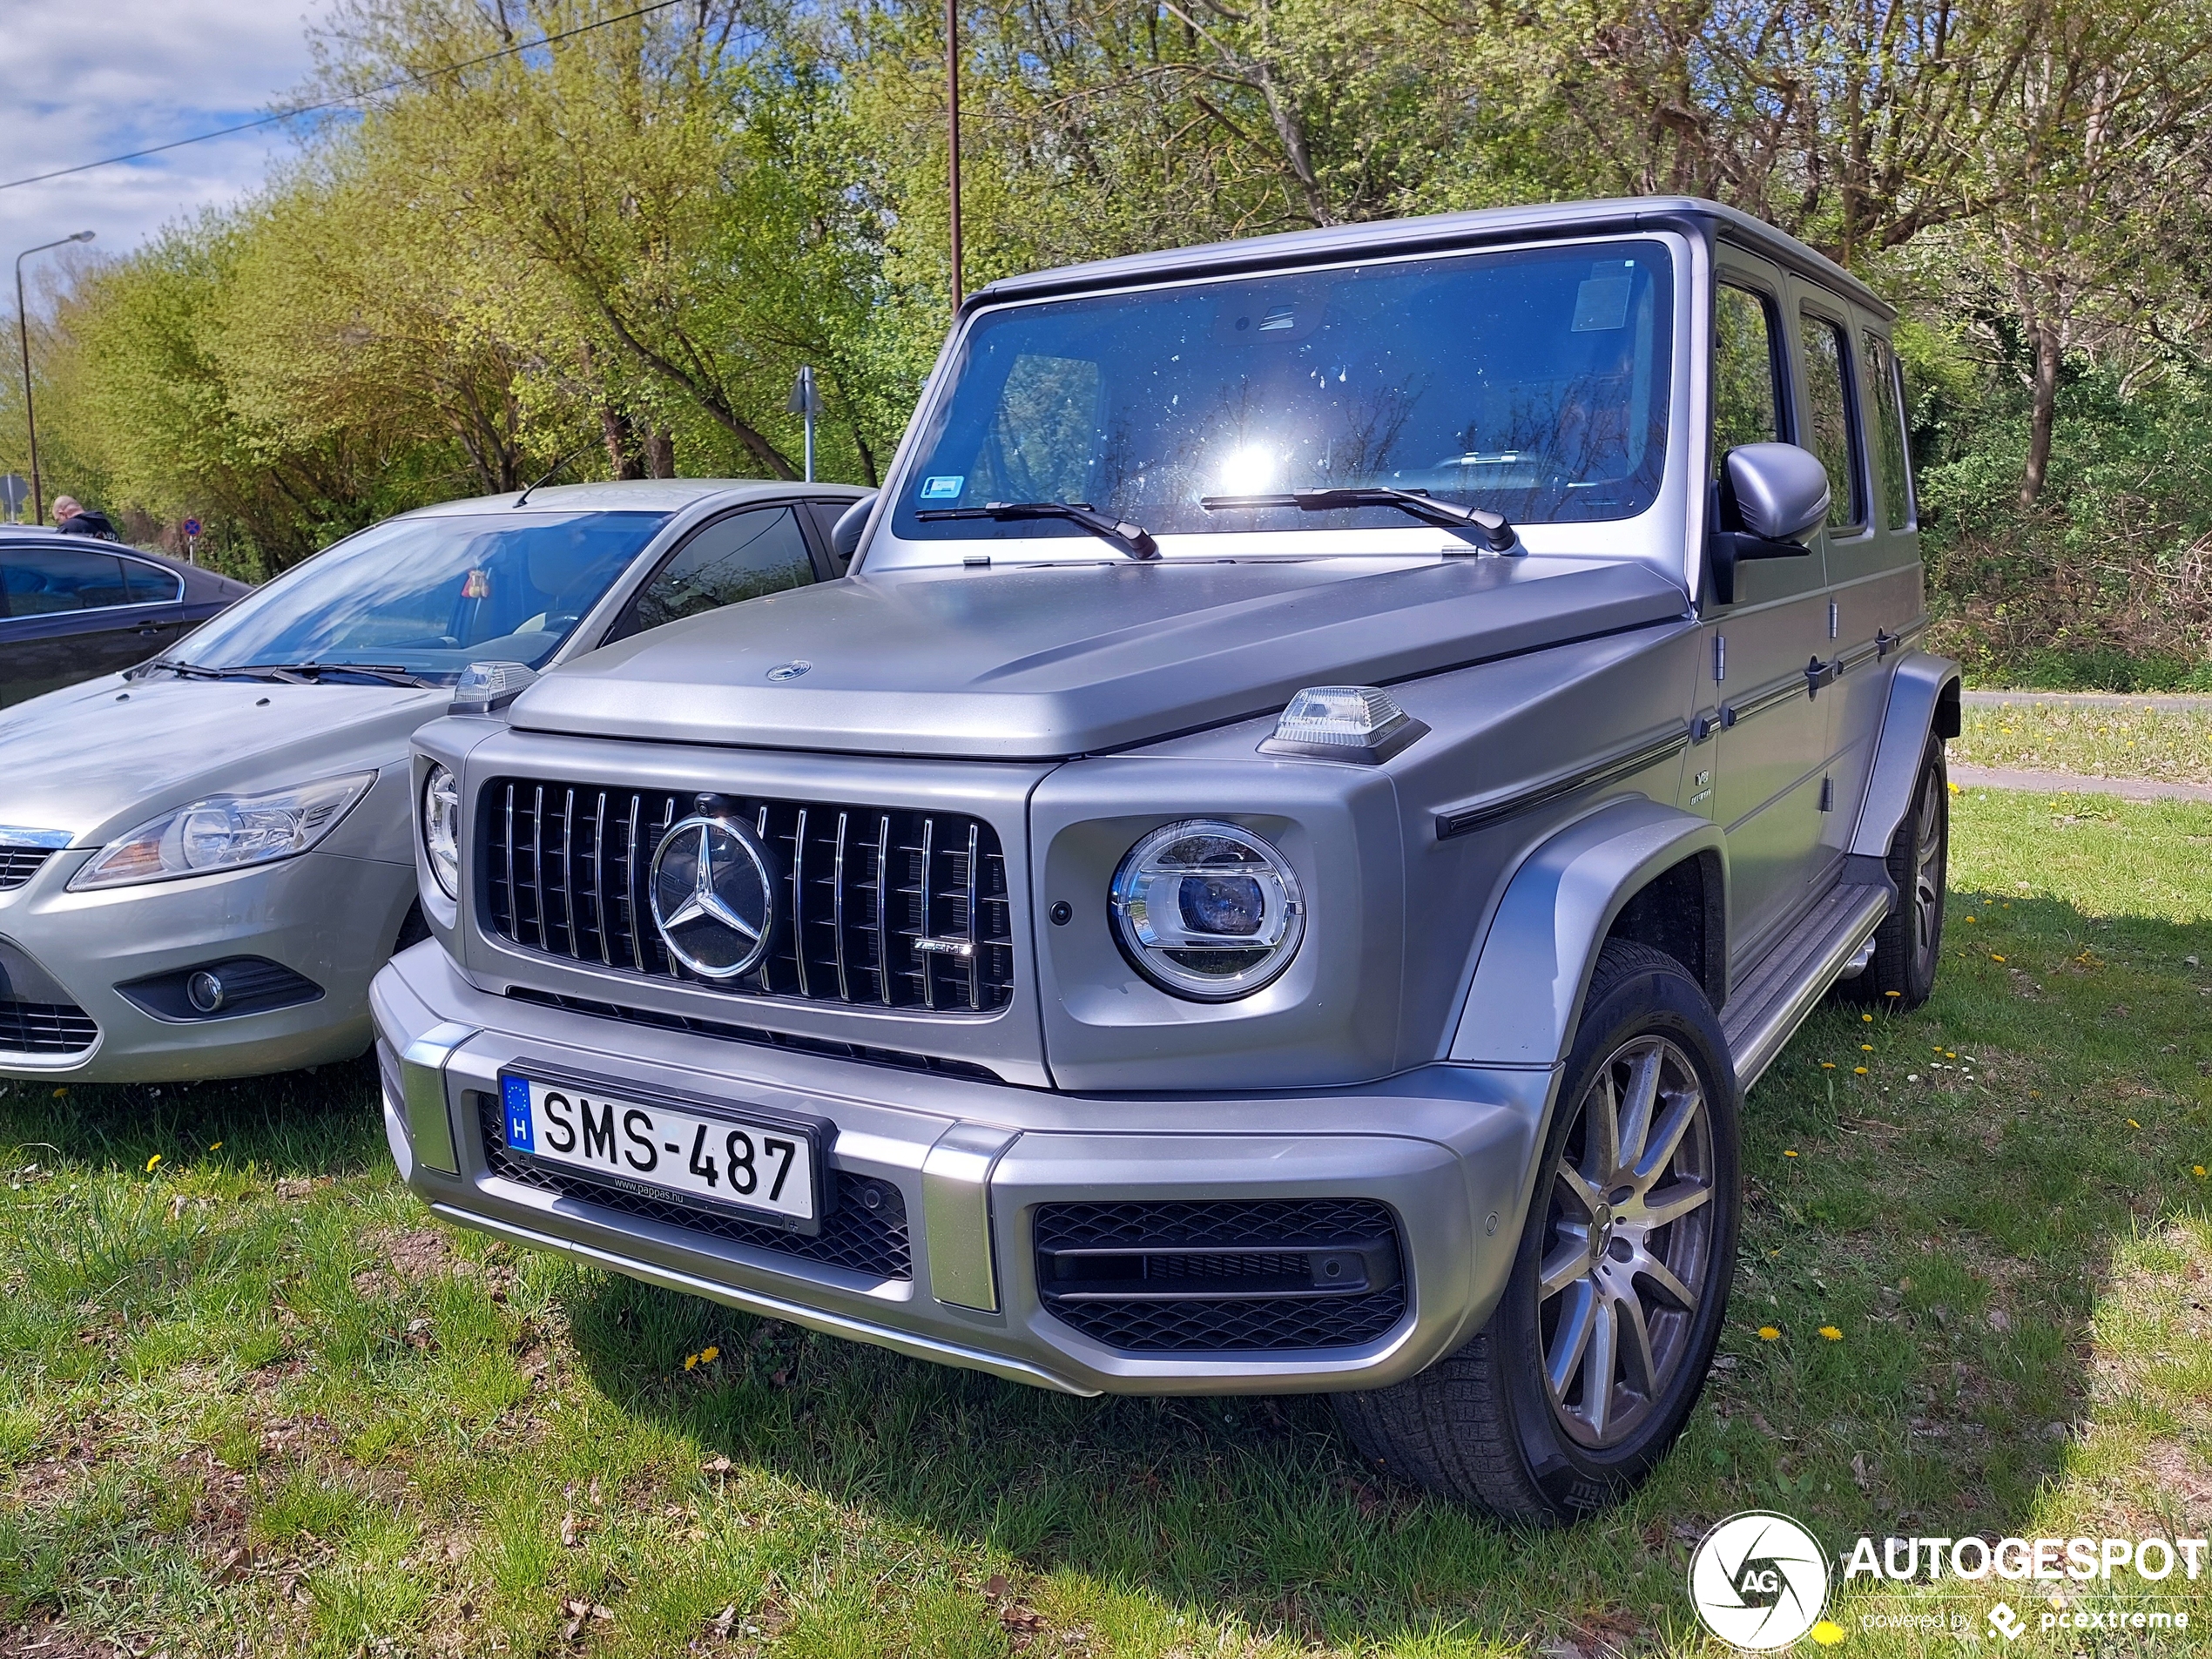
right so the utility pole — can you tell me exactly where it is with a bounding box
[947,0,962,310]
[14,230,94,525]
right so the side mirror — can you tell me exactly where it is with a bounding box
[1708,443,1828,604]
[1723,442,1829,543]
[830,492,879,565]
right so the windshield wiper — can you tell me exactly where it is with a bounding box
[145,660,435,688]
[916,500,1159,562]
[1201,487,1519,553]
[138,658,227,680]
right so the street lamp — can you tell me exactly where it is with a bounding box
[15,230,94,526]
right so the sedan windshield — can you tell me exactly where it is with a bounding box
[891,239,1673,552]
[169,511,667,683]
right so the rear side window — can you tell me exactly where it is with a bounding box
[617,507,814,640]
[1712,284,1782,472]
[1798,314,1865,529]
[0,548,132,615]
[1863,332,1915,530]
[122,559,183,604]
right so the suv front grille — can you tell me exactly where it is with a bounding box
[1034,1199,1409,1354]
[481,779,1015,1014]
[0,848,55,891]
[476,1091,911,1280]
[0,998,98,1055]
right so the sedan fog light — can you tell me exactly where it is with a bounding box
[1109,819,1303,1000]
[1259,685,1427,764]
[186,970,226,1014]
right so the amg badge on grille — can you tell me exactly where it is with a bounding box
[648,816,777,980]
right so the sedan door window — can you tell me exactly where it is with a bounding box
[611,507,815,641]
[2,548,132,615]
[120,558,184,604]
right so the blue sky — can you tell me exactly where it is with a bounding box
[2,1,342,295]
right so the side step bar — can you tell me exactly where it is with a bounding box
[1721,882,1890,1089]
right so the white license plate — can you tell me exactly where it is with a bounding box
[498,1072,822,1228]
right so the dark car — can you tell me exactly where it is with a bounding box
[1,534,253,707]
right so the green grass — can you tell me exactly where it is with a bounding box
[3,790,2210,1656]
[1954,703,2212,783]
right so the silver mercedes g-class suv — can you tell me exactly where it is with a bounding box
[372,197,1959,1522]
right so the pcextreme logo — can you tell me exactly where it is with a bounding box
[1688,1512,1842,1650]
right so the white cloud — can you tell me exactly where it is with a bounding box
[1,1,344,273]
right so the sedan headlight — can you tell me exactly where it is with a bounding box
[68,772,375,891]
[421,764,461,900]
[1109,819,1304,1000]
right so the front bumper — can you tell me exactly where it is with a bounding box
[371,942,1559,1394]
[0,848,417,1082]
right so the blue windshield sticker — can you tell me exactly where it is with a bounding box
[919,475,965,500]
[502,1074,535,1152]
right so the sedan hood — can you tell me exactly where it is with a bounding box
[0,676,448,844]
[512,555,1689,759]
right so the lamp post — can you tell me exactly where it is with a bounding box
[14,230,95,526]
[946,0,961,310]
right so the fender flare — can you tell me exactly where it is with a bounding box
[1447,795,1730,1070]
[1847,650,1961,869]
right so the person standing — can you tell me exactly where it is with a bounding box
[51,495,121,540]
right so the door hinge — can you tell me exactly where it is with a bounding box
[1818,774,1834,812]
[1713,633,1727,683]
[1829,600,1839,640]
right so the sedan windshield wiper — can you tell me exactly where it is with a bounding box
[916,499,1159,561]
[1201,487,1519,553]
[145,659,435,688]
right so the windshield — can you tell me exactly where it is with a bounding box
[890,239,1674,554]
[173,511,667,682]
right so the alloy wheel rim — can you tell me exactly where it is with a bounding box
[1536,1033,1715,1449]
[1912,769,1945,972]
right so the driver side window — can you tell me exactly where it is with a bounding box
[1712,283,1781,475]
[611,507,814,643]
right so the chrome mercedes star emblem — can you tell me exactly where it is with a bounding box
[648,815,776,980]
[765,659,811,682]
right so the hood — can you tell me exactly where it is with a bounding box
[0,676,448,843]
[510,555,1689,759]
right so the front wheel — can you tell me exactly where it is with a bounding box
[1333,941,1741,1522]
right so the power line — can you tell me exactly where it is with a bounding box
[0,0,684,195]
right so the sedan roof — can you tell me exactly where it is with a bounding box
[0,529,253,603]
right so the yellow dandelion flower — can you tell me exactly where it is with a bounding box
[2029,1089,2041,1098]
[1948,780,1960,792]
[1784,1150,1799,1158]
[1818,1325,1843,1341]
[1992,954,2006,962]
[2194,1166,2208,1180]
[1965,915,1976,923]
[684,1353,698,1371]
[145,1153,162,1172]
[1854,1066,1869,1075]
[1861,1043,1874,1051]
[1885,989,1901,997]
[2128,1119,2141,1130]
[1757,1325,1782,1340]
[208,1142,222,1151]
[53,1087,66,1097]
[701,1345,719,1363]
[1821,1062,1836,1069]
[1861,1013,1873,1022]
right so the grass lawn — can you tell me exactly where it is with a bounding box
[3,786,2209,1657]
[1953,703,2212,785]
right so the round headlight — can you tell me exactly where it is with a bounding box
[421,765,461,900]
[1109,819,1304,1001]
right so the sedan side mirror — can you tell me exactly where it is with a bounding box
[1708,442,1829,604]
[830,492,879,566]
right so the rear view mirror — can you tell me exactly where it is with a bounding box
[1709,442,1828,604]
[1723,442,1830,543]
[830,493,879,565]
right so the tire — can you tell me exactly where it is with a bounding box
[1332,940,1740,1523]
[1841,733,1947,1011]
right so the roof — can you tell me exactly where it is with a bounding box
[403,478,869,516]
[0,529,253,599]
[973,196,1892,320]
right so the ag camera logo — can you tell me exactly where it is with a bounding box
[1688,1511,1832,1650]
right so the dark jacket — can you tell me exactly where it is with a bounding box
[56,509,121,541]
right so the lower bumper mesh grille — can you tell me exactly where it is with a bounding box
[1034,1198,1408,1353]
[475,1092,911,1280]
[0,998,98,1055]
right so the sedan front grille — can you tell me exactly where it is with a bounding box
[0,998,98,1055]
[0,848,55,891]
[481,779,1015,1014]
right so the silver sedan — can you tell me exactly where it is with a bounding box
[0,478,864,1082]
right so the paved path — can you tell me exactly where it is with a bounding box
[1962,689,2212,712]
[1951,764,2212,803]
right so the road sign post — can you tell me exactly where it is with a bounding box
[183,516,203,563]
[786,367,822,482]
[0,474,26,523]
